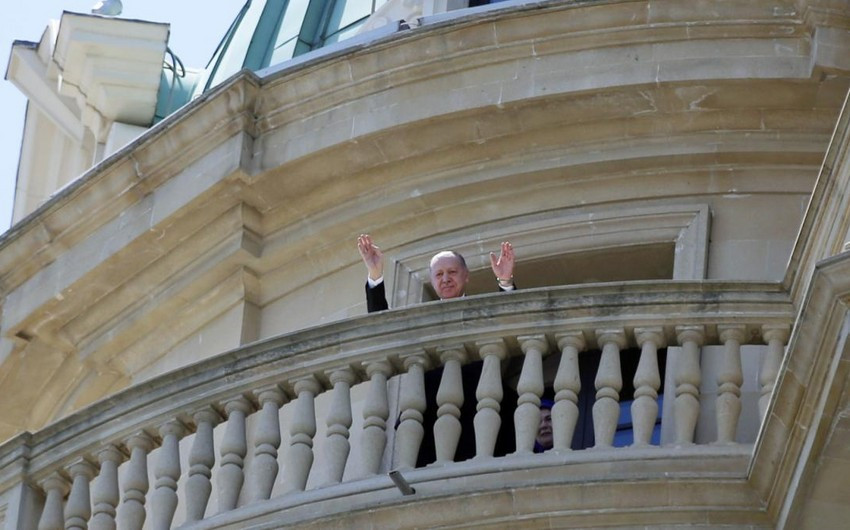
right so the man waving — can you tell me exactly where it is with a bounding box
[357,234,516,313]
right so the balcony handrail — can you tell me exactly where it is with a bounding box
[0,280,796,528]
[0,281,791,482]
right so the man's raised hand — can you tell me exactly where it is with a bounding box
[357,234,384,281]
[489,241,515,284]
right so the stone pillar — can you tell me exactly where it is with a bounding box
[248,385,287,502]
[632,328,663,447]
[322,368,356,485]
[674,326,705,445]
[593,329,626,448]
[64,458,97,530]
[759,325,791,420]
[282,376,321,494]
[117,432,155,530]
[151,420,187,530]
[358,361,392,477]
[37,473,70,530]
[434,346,467,464]
[218,395,254,512]
[716,325,746,444]
[514,336,548,453]
[552,332,584,451]
[89,445,127,530]
[393,351,429,469]
[473,339,507,458]
[185,406,222,521]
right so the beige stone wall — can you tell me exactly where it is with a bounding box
[1,0,849,439]
[12,106,91,225]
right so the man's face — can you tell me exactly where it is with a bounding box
[429,253,469,300]
[536,408,553,450]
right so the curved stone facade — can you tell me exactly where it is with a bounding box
[1,0,850,527]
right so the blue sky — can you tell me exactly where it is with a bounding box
[0,1,243,236]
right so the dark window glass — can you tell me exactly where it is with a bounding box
[413,346,667,466]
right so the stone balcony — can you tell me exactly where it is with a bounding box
[0,281,799,528]
[2,1,850,527]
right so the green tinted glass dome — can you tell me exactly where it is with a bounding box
[155,0,389,120]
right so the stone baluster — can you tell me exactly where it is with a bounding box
[514,336,548,453]
[322,368,356,485]
[247,385,287,502]
[37,473,70,530]
[552,332,584,451]
[151,420,187,530]
[218,395,254,512]
[593,329,626,448]
[674,326,705,445]
[434,346,467,464]
[632,328,664,447]
[759,325,791,420]
[89,445,127,530]
[282,376,321,494]
[716,325,746,444]
[64,458,98,530]
[185,406,222,522]
[117,432,155,530]
[394,351,429,469]
[473,339,508,458]
[358,361,392,477]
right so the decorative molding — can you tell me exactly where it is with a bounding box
[390,204,710,307]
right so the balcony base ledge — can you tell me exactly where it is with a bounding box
[186,444,769,529]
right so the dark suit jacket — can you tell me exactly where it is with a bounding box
[365,281,516,313]
[366,281,390,312]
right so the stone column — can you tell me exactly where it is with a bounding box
[282,376,321,494]
[716,325,746,444]
[89,445,127,530]
[593,329,626,448]
[393,351,429,469]
[358,361,392,477]
[434,345,467,464]
[218,395,254,512]
[64,458,97,530]
[473,339,507,458]
[37,473,70,530]
[759,325,791,420]
[553,332,584,451]
[514,336,548,453]
[185,406,222,521]
[674,326,705,445]
[151,420,187,530]
[117,432,155,530]
[248,385,287,502]
[632,328,663,447]
[322,368,356,485]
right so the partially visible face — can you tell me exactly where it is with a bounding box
[536,408,553,450]
[429,253,469,300]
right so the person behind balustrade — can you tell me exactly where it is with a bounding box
[356,234,517,312]
[534,398,555,452]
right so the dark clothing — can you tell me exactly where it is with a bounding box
[365,281,515,313]
[365,281,389,313]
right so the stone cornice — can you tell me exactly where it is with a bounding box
[206,450,762,528]
[0,72,259,297]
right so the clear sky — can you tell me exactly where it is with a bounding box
[0,1,243,236]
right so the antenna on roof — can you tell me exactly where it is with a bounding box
[91,0,123,16]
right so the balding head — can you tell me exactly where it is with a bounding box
[429,251,469,299]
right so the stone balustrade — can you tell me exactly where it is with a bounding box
[0,282,794,528]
